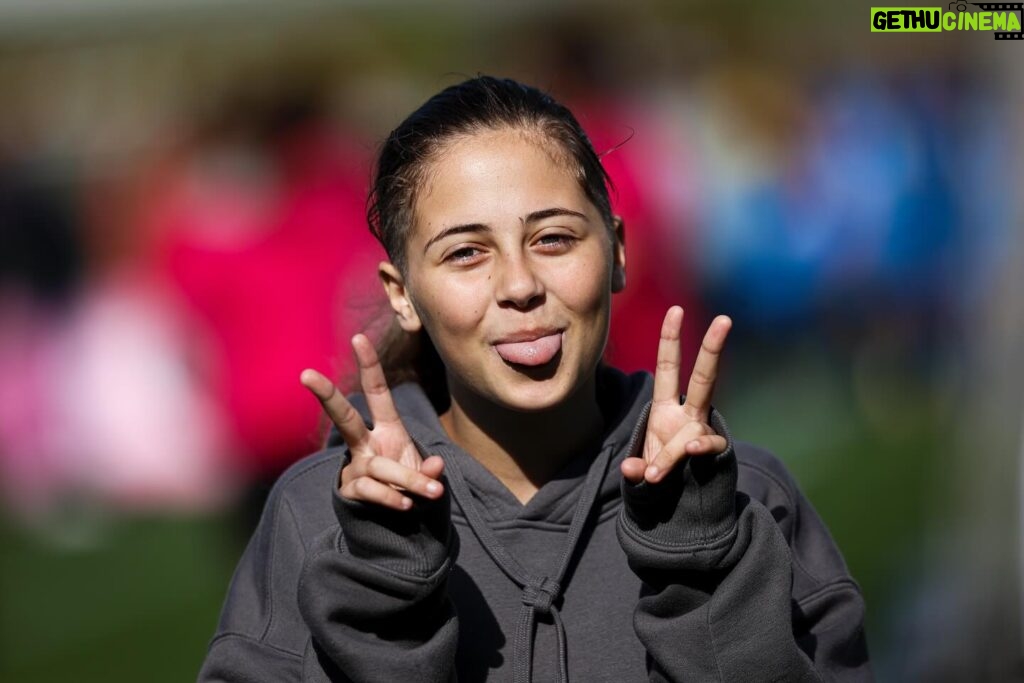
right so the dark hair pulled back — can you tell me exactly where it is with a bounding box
[366,75,616,411]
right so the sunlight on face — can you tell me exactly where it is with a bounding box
[398,127,624,412]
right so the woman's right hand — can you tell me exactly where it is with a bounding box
[300,333,445,511]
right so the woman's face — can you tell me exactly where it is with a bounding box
[380,127,625,413]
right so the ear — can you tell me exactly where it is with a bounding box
[379,261,423,333]
[610,215,626,293]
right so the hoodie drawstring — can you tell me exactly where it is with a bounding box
[441,445,614,683]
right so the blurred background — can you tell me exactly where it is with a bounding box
[0,1,1020,680]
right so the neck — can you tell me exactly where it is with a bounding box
[439,376,605,505]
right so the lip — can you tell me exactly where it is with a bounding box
[490,328,564,345]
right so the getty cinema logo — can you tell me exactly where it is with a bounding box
[871,3,1023,39]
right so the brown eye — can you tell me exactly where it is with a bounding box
[445,246,483,264]
[536,234,576,251]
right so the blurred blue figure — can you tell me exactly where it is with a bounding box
[697,73,957,336]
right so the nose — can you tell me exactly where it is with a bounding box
[495,252,545,309]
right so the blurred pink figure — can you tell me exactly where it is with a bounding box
[0,275,235,516]
[145,122,384,480]
[57,272,236,509]
[0,293,66,514]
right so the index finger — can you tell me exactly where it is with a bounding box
[652,306,684,404]
[300,368,371,453]
[351,333,402,426]
[682,315,732,419]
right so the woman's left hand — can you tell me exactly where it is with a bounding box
[621,306,733,485]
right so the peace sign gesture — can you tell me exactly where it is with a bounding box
[300,334,446,511]
[621,306,733,485]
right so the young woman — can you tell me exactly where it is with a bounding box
[198,76,871,682]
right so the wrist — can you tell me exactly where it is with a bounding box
[618,405,739,568]
[333,454,456,577]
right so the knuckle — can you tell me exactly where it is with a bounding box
[362,374,389,395]
[690,369,714,385]
[656,358,678,372]
[349,453,372,473]
[366,456,391,480]
[317,383,337,403]
[700,340,722,355]
[352,477,374,497]
[339,481,358,500]
[340,402,359,423]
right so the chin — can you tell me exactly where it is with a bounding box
[486,357,589,413]
[491,382,573,413]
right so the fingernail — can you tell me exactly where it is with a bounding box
[688,440,701,451]
[401,497,413,509]
[426,481,441,495]
[646,466,660,481]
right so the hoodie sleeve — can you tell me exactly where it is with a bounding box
[197,461,317,683]
[295,453,460,683]
[616,406,872,682]
[197,450,459,683]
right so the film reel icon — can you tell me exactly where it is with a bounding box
[948,2,1024,39]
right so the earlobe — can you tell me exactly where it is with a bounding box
[611,216,627,293]
[378,261,423,332]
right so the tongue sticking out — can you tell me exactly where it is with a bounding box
[494,333,562,367]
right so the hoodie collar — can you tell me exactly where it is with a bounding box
[328,364,653,524]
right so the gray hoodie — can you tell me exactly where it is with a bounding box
[198,366,871,682]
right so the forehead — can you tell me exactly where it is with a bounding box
[411,128,594,239]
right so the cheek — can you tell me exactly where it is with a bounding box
[549,250,612,314]
[412,276,487,344]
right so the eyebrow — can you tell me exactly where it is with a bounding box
[423,207,588,254]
